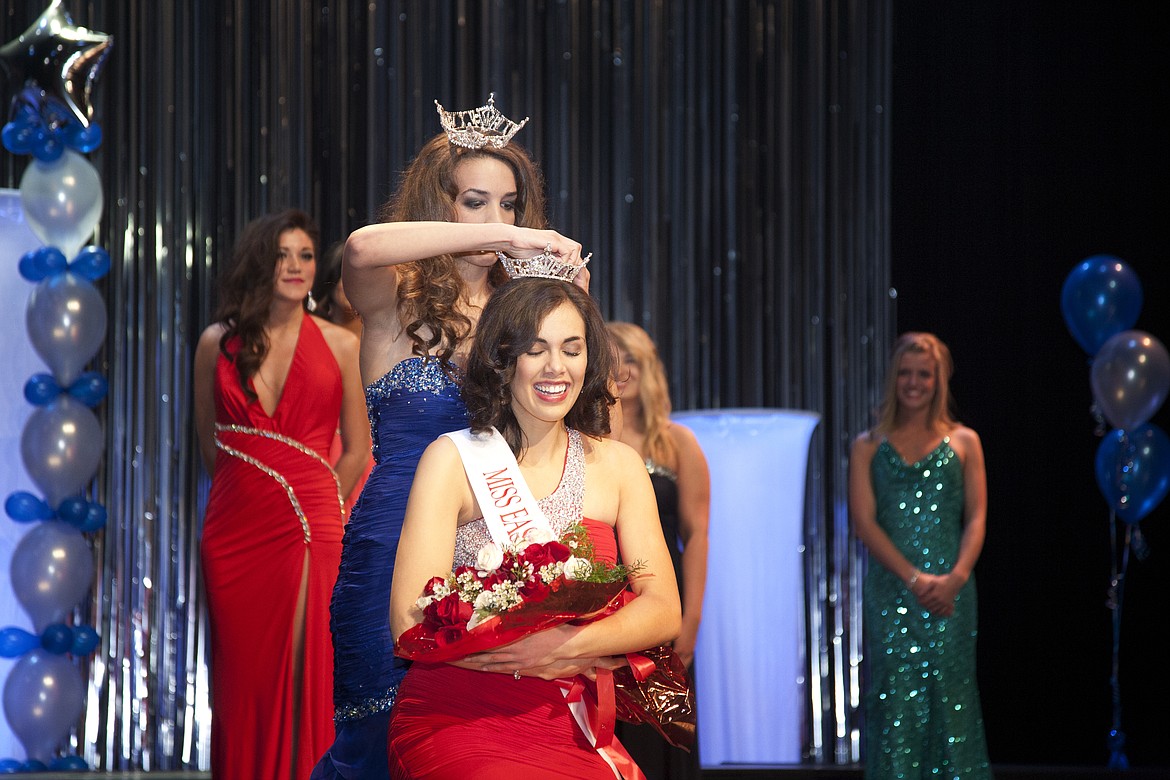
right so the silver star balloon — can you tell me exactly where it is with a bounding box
[0,0,112,129]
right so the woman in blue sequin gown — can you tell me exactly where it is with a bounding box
[311,106,590,779]
[849,332,992,780]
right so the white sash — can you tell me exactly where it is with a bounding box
[443,427,623,778]
[442,427,556,547]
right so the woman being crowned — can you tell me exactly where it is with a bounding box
[387,258,687,778]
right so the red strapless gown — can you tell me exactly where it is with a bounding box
[201,315,345,780]
[387,518,626,779]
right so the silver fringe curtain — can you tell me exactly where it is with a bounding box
[0,0,889,769]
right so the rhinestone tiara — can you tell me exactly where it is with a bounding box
[435,92,530,149]
[496,247,591,282]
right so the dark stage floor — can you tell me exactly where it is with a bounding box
[35,765,1169,779]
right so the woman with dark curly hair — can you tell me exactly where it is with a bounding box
[194,208,369,780]
[387,278,681,777]
[312,96,587,779]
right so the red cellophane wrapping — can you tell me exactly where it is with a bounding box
[395,578,628,664]
[397,580,697,751]
[613,644,697,751]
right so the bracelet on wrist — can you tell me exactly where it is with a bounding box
[906,569,921,589]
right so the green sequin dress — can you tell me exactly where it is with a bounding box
[863,437,992,779]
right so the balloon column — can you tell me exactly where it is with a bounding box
[0,1,112,771]
[1061,255,1169,770]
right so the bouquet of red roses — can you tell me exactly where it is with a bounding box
[395,523,695,751]
[395,524,636,663]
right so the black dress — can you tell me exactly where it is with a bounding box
[614,458,702,779]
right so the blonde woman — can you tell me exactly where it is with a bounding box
[848,332,991,779]
[607,321,709,780]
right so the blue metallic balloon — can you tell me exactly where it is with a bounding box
[4,491,53,523]
[40,623,74,654]
[1095,424,1170,523]
[1060,255,1143,356]
[0,627,39,658]
[23,372,61,406]
[69,245,111,282]
[79,502,108,533]
[70,625,100,656]
[67,371,109,406]
[17,246,68,282]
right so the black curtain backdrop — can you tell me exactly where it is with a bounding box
[892,1,1169,769]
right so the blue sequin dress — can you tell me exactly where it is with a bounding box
[863,437,991,780]
[311,357,467,780]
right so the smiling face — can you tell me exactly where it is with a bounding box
[271,227,317,305]
[894,350,938,415]
[451,155,518,267]
[509,301,588,429]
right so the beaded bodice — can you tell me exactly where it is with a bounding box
[452,428,584,566]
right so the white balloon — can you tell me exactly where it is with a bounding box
[2,650,85,763]
[9,521,95,633]
[18,149,104,258]
[20,396,104,509]
[26,271,108,386]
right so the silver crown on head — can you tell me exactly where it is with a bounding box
[496,245,591,283]
[435,93,530,149]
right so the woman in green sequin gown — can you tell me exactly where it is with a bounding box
[849,332,992,779]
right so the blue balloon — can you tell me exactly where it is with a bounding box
[49,755,90,771]
[23,372,62,405]
[4,491,53,523]
[79,502,108,533]
[70,625,99,656]
[21,759,49,772]
[65,122,102,154]
[69,246,111,282]
[67,371,108,406]
[55,497,88,526]
[1,121,35,155]
[17,246,68,282]
[0,627,39,658]
[40,624,74,654]
[1060,255,1143,355]
[1095,424,1170,523]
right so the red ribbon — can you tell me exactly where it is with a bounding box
[559,668,645,779]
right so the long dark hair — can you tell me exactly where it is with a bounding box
[213,208,319,398]
[463,278,614,455]
[380,133,549,367]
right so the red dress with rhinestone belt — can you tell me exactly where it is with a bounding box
[201,314,345,780]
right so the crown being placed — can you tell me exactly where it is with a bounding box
[435,93,530,149]
[496,246,591,283]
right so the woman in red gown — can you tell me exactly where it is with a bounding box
[194,209,370,780]
[387,278,682,778]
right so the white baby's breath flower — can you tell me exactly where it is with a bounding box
[476,542,504,573]
[563,556,593,581]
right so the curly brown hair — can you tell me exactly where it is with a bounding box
[379,132,549,367]
[213,208,320,399]
[463,279,615,456]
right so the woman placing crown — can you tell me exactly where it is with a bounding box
[311,95,590,780]
[387,277,682,778]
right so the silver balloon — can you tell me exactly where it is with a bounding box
[2,650,86,763]
[1091,329,1170,431]
[20,395,104,510]
[9,521,95,633]
[18,149,104,258]
[26,271,108,387]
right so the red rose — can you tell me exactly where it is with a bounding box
[423,593,473,630]
[524,541,572,570]
[423,576,448,596]
[520,578,551,602]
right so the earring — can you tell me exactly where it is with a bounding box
[306,291,317,313]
